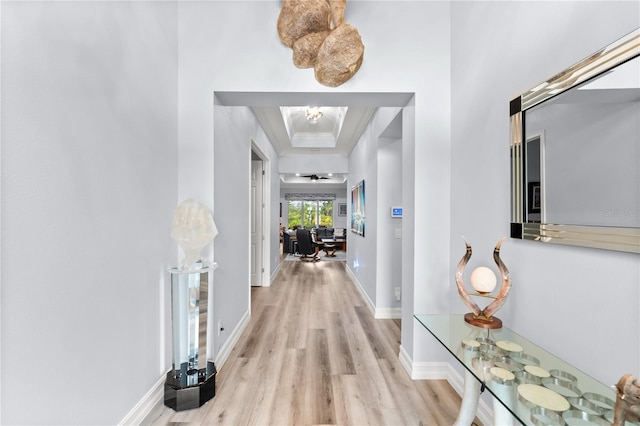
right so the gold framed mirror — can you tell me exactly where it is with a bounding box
[510,29,640,253]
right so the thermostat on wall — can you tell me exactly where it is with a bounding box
[391,207,403,218]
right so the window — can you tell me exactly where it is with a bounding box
[287,200,302,228]
[288,200,333,229]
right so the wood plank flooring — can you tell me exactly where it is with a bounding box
[144,258,481,426]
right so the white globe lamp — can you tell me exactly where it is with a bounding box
[470,266,497,295]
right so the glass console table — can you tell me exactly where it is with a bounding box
[415,314,618,426]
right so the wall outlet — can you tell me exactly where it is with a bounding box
[394,229,402,239]
[217,320,224,336]
[395,287,401,301]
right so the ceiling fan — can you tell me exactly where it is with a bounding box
[302,174,329,181]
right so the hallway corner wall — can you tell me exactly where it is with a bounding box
[449,1,640,385]
[1,2,179,424]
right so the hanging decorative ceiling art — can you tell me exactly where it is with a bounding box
[277,0,364,87]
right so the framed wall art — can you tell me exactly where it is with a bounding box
[351,180,365,236]
[528,181,541,214]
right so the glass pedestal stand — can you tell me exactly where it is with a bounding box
[164,263,217,411]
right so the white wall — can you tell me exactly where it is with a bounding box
[349,107,405,316]
[211,104,280,355]
[1,2,178,424]
[403,4,453,362]
[377,109,403,318]
[177,0,454,371]
[347,114,380,307]
[450,1,640,385]
[279,154,349,176]
[377,138,403,314]
[262,129,283,275]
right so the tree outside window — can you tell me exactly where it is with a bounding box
[318,201,333,227]
[288,199,333,229]
[287,200,302,228]
[303,201,317,230]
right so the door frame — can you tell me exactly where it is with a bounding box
[250,140,271,288]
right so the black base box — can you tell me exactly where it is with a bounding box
[164,361,216,411]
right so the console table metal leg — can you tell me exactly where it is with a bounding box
[454,369,481,426]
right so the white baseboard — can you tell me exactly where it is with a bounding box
[121,309,251,425]
[398,345,414,378]
[397,345,493,426]
[270,262,281,284]
[410,360,453,380]
[345,266,376,317]
[374,307,402,319]
[215,309,250,368]
[119,373,166,425]
[345,267,401,320]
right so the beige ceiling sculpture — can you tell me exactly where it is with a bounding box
[277,0,364,87]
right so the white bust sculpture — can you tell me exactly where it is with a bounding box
[170,198,218,269]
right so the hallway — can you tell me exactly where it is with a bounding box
[145,259,478,425]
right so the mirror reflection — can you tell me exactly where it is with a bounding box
[524,56,640,228]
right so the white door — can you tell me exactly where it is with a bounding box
[250,160,264,287]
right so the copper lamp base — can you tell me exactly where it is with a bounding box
[464,312,503,329]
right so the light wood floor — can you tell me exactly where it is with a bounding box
[144,258,481,425]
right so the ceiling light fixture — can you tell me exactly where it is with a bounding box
[305,106,323,123]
